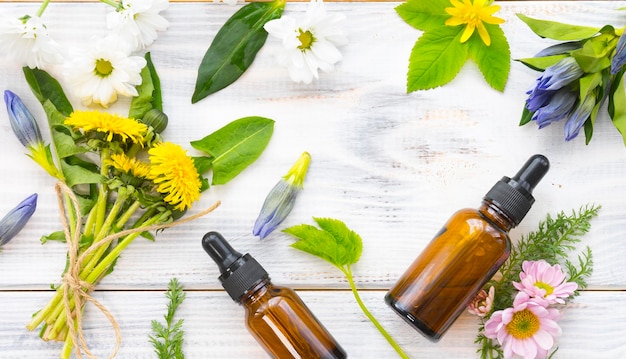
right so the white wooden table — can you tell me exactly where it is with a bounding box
[1,1,625,358]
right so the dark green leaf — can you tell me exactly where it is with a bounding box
[608,70,626,145]
[191,1,285,103]
[23,67,73,116]
[129,53,161,120]
[516,54,568,71]
[467,24,510,91]
[395,0,451,32]
[519,106,533,126]
[407,25,467,92]
[516,14,600,41]
[190,116,274,185]
[192,156,213,175]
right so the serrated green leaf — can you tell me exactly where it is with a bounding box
[395,0,451,32]
[60,161,104,187]
[190,117,274,185]
[314,217,362,265]
[191,1,285,103]
[516,14,600,41]
[516,54,568,71]
[407,25,467,92]
[467,24,510,91]
[608,70,626,145]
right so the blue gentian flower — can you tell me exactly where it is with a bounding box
[531,89,578,129]
[4,90,43,148]
[611,31,626,75]
[564,94,596,141]
[253,152,311,239]
[0,193,38,248]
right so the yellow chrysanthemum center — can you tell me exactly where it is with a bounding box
[95,58,114,77]
[297,29,315,50]
[148,142,201,211]
[535,281,555,296]
[506,309,540,339]
[109,153,150,179]
[444,0,505,46]
[65,111,147,144]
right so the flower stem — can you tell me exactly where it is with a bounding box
[36,0,51,17]
[100,0,121,9]
[342,265,409,359]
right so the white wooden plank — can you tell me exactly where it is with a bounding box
[1,290,624,358]
[0,1,625,295]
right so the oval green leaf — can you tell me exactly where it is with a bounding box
[516,14,599,41]
[190,116,274,185]
[191,1,285,103]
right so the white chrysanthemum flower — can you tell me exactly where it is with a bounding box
[0,15,63,69]
[106,0,169,51]
[264,0,347,84]
[64,36,147,108]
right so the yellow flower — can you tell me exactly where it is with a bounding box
[148,142,201,211]
[444,0,505,46]
[64,110,147,144]
[108,153,150,179]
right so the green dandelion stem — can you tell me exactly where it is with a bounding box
[36,0,51,17]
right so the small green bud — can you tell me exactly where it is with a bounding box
[141,108,168,134]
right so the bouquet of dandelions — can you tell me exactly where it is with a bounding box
[471,205,599,359]
[6,64,220,358]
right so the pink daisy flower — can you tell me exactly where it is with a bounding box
[468,286,495,317]
[513,260,578,305]
[484,292,561,359]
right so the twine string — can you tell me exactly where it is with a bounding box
[54,181,220,359]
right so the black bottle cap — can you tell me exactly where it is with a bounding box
[202,231,269,302]
[483,154,550,226]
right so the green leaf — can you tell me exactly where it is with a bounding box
[191,1,285,103]
[516,14,600,41]
[23,67,73,116]
[284,218,362,268]
[60,160,104,187]
[395,0,451,32]
[190,116,274,185]
[519,105,533,126]
[516,54,568,71]
[571,32,617,73]
[608,70,626,145]
[41,100,85,158]
[467,24,510,91]
[129,52,162,120]
[40,230,66,244]
[407,25,467,92]
[579,72,602,99]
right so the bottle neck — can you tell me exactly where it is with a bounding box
[479,200,516,232]
[239,278,272,305]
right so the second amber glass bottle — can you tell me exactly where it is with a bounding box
[203,231,347,358]
[385,154,550,341]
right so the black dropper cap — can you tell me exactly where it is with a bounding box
[202,231,269,302]
[483,154,550,226]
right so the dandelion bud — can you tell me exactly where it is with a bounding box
[0,193,38,248]
[141,108,168,134]
[4,90,43,148]
[253,152,311,239]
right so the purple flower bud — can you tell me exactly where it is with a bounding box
[536,57,584,91]
[4,90,43,148]
[0,193,38,247]
[611,31,626,75]
[564,94,596,141]
[531,89,578,129]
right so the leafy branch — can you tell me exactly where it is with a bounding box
[284,217,409,359]
[149,278,187,359]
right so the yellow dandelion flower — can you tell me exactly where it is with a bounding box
[444,0,505,46]
[65,110,147,144]
[148,142,201,211]
[108,153,150,179]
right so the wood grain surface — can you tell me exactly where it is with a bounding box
[0,1,625,358]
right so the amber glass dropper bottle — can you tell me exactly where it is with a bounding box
[385,154,550,342]
[202,231,347,359]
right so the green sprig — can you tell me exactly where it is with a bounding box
[149,278,187,359]
[284,218,409,359]
[477,205,600,359]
